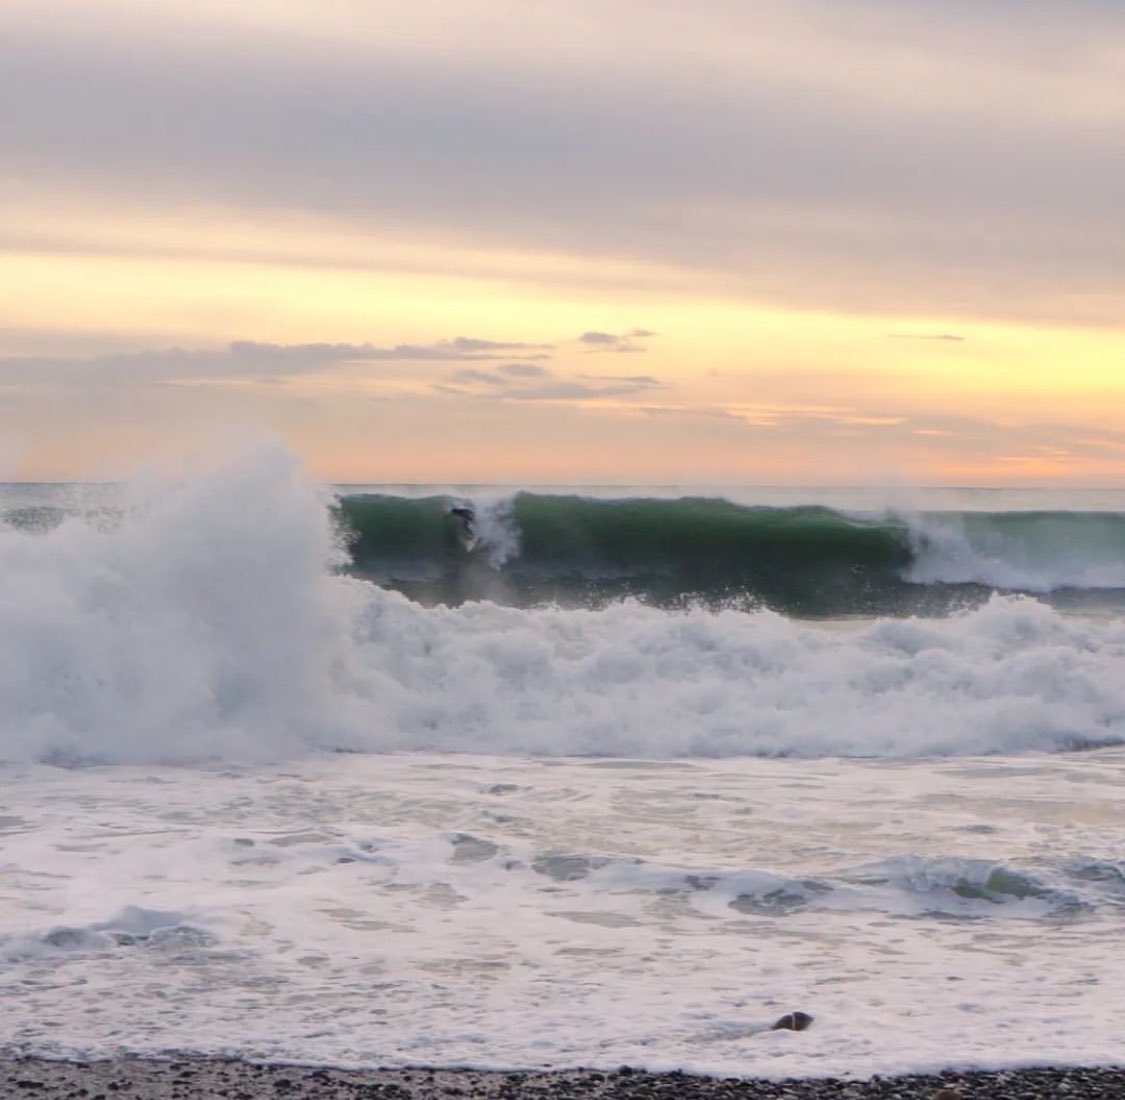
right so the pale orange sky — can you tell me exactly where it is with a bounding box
[3,0,1124,484]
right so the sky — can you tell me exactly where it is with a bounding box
[2,0,1124,484]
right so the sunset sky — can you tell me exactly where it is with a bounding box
[3,0,1124,484]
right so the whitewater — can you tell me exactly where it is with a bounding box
[1,445,1123,1078]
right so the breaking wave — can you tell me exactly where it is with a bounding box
[2,447,1124,765]
[335,493,1125,615]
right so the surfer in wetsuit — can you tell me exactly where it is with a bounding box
[448,505,476,548]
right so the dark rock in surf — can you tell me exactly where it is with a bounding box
[770,1010,814,1032]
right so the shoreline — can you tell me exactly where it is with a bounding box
[3,1057,1124,1099]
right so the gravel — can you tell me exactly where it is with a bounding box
[2,1057,1124,1100]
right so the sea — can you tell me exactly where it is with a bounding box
[1,444,1123,1078]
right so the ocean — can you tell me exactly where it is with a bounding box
[1,445,1123,1078]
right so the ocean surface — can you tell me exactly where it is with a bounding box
[1,446,1123,1077]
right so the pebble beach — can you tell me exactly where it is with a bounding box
[4,1058,1125,1100]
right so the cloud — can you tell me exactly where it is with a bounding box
[640,405,747,422]
[580,374,661,385]
[449,368,508,386]
[440,361,661,402]
[576,330,655,354]
[231,338,553,362]
[888,333,966,342]
[0,329,660,401]
[627,402,1125,472]
[506,380,661,401]
[444,337,553,354]
[3,2,1123,322]
[497,362,550,378]
[0,336,558,390]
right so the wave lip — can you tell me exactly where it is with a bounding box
[0,906,212,964]
[847,855,1087,919]
[393,833,1113,923]
[689,856,1096,921]
[906,510,1125,592]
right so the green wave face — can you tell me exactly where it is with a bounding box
[338,493,935,615]
[506,495,916,612]
[9,491,1125,617]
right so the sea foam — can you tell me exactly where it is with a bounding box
[0,445,361,764]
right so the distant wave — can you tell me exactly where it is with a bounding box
[334,492,1125,615]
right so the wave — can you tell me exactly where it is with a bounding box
[0,906,218,964]
[8,485,1125,616]
[539,851,1100,921]
[2,448,1125,765]
[334,493,1125,616]
[5,850,1113,979]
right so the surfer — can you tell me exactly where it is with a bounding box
[448,504,478,550]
